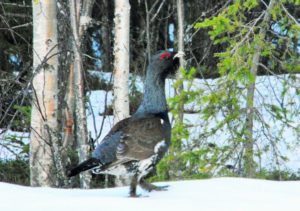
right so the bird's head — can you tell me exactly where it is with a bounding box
[148,50,180,79]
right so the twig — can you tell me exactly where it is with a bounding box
[95,73,113,142]
[280,1,300,26]
[150,0,166,22]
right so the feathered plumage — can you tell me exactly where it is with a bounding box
[68,51,179,196]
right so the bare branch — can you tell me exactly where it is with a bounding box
[150,0,166,22]
[231,12,265,54]
[280,1,300,26]
[1,13,31,19]
[0,2,31,8]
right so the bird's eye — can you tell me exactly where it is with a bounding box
[159,52,171,60]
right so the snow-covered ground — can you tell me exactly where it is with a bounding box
[1,73,300,210]
[1,178,300,211]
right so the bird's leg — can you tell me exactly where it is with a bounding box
[139,178,169,192]
[129,174,139,197]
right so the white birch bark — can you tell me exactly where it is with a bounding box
[113,0,130,125]
[30,0,62,187]
[176,0,185,121]
[113,0,130,186]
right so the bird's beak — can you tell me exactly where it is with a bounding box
[170,51,180,73]
[173,51,185,59]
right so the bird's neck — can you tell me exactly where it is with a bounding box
[135,67,167,115]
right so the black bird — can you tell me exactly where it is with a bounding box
[68,51,179,197]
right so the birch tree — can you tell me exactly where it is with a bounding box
[69,0,94,188]
[175,0,185,123]
[113,0,130,124]
[30,0,66,187]
[30,0,95,188]
[113,0,130,186]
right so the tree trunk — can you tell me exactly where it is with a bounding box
[30,0,66,187]
[100,0,113,73]
[175,0,185,122]
[145,0,151,62]
[244,0,276,178]
[113,0,130,186]
[113,0,130,124]
[69,0,94,189]
[57,0,75,171]
[62,63,75,156]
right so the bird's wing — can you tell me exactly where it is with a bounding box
[115,114,169,161]
[91,116,139,167]
[92,113,169,169]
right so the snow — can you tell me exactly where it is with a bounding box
[1,72,300,210]
[1,178,300,211]
[0,129,29,159]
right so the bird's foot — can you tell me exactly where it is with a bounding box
[129,193,142,198]
[139,179,169,192]
[152,185,169,191]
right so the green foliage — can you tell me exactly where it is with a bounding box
[153,67,215,181]
[195,15,235,41]
[13,105,31,119]
[192,0,300,177]
[4,105,32,132]
[2,133,29,159]
[154,0,300,181]
[257,168,300,181]
[0,159,30,185]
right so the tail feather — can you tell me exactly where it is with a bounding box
[67,158,101,177]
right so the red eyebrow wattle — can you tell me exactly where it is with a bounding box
[160,52,171,60]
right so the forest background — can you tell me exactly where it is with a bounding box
[0,0,300,188]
